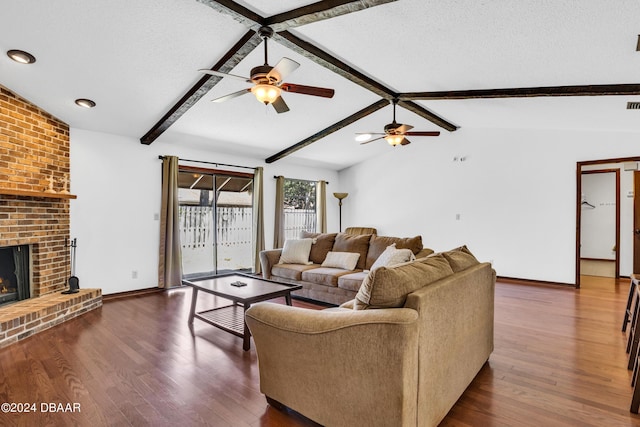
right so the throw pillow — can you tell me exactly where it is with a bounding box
[370,243,416,271]
[321,251,360,271]
[365,235,423,270]
[332,233,372,270]
[441,245,480,272]
[278,239,314,265]
[300,232,337,264]
[354,253,454,310]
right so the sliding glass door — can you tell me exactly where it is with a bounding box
[177,168,253,279]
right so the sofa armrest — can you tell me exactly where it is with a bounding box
[245,303,419,426]
[259,249,282,279]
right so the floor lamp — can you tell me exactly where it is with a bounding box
[333,192,348,232]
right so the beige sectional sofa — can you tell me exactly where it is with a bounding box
[259,231,434,305]
[246,246,496,426]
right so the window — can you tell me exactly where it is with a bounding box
[283,178,317,240]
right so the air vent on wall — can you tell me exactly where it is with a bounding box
[627,102,640,110]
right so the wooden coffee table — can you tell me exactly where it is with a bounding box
[183,273,302,351]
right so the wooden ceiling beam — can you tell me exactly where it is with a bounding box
[397,100,458,132]
[273,30,395,100]
[399,84,640,100]
[140,30,262,145]
[265,0,397,30]
[196,0,263,29]
[265,99,390,164]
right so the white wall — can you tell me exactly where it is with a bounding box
[70,128,339,295]
[338,127,640,284]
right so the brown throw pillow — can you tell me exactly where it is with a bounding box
[365,235,423,270]
[333,233,372,270]
[354,254,454,310]
[301,232,337,264]
[441,245,480,272]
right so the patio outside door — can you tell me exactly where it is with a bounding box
[177,169,254,280]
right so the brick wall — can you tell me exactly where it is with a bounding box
[0,85,71,296]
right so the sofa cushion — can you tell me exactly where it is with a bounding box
[370,243,416,271]
[365,235,423,270]
[278,239,314,265]
[321,251,360,270]
[337,271,368,292]
[301,267,355,287]
[301,232,337,264]
[441,245,480,272]
[272,263,321,281]
[354,254,454,310]
[332,233,372,270]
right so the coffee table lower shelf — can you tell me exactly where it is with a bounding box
[195,304,245,337]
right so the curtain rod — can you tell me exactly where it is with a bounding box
[274,175,329,185]
[158,155,256,170]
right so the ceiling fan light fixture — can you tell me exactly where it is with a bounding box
[251,84,281,105]
[385,134,404,146]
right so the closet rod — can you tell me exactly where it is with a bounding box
[158,155,256,170]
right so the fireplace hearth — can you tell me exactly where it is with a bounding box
[0,245,31,306]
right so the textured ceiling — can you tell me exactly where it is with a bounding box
[1,0,639,170]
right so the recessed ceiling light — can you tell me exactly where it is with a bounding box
[7,49,36,64]
[75,99,96,108]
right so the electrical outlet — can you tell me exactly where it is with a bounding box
[153,213,160,221]
[132,270,138,279]
[455,214,461,220]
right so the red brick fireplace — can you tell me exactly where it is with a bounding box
[0,85,71,297]
[0,85,101,347]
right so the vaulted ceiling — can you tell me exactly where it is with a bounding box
[2,0,640,170]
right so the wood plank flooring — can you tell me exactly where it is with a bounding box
[0,276,638,426]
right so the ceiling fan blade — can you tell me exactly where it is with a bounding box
[400,138,411,145]
[267,57,300,82]
[359,135,385,145]
[404,131,441,136]
[281,83,335,98]
[211,89,251,103]
[272,96,290,114]
[396,124,413,134]
[199,69,251,83]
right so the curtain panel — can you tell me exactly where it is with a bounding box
[273,175,285,249]
[158,156,182,288]
[317,180,327,233]
[252,167,265,273]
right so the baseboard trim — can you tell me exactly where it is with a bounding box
[497,276,575,288]
[102,287,164,301]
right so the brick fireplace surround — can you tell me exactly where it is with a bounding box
[0,85,101,348]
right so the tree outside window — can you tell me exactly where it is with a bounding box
[283,179,317,239]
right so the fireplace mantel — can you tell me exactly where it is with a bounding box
[0,189,77,200]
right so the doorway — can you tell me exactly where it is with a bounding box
[177,166,254,279]
[579,169,619,278]
[576,157,640,288]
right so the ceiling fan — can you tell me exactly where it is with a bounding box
[199,26,335,113]
[356,99,441,146]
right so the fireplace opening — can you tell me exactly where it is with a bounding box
[0,245,31,306]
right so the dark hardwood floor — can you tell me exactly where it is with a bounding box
[0,276,638,426]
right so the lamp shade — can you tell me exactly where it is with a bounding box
[333,192,348,200]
